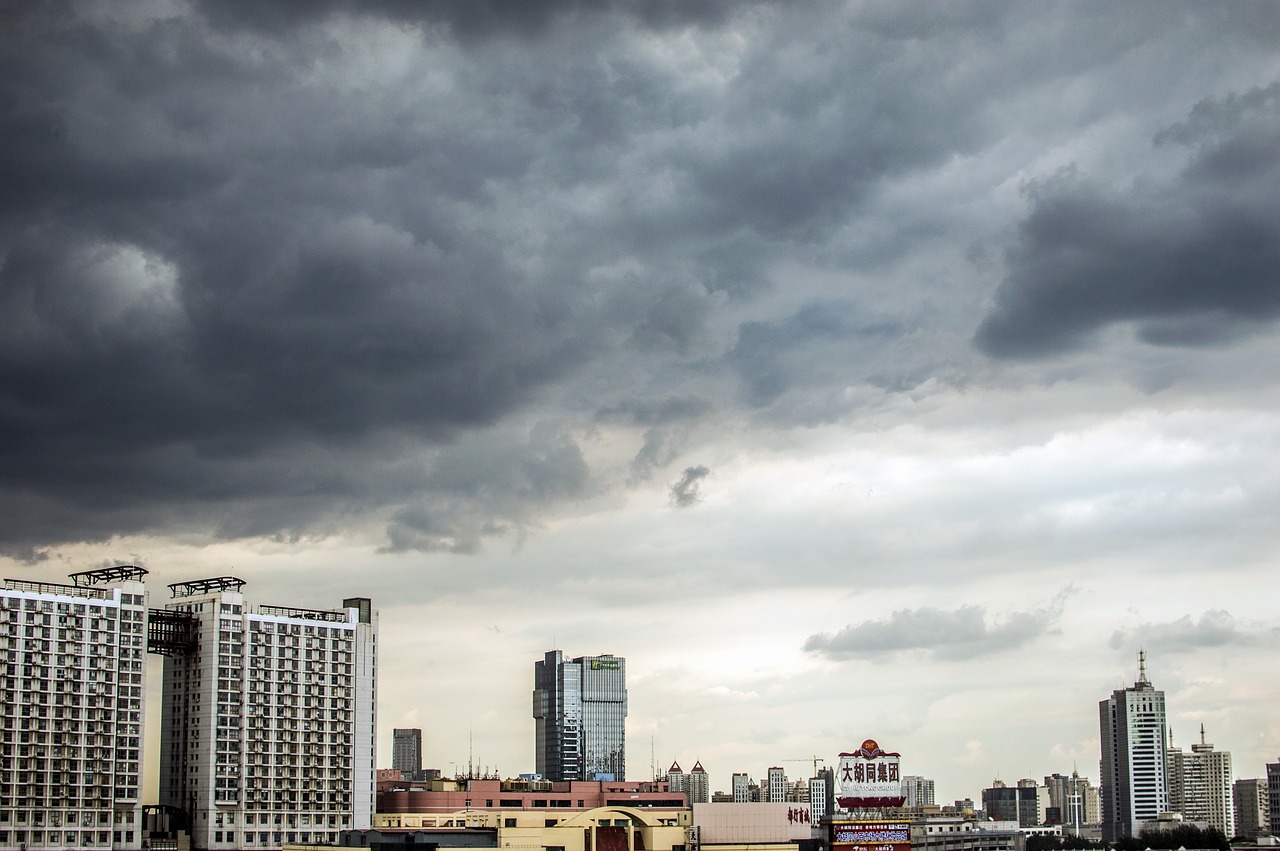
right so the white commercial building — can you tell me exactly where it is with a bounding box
[158,577,377,849]
[0,567,150,851]
[1099,652,1170,842]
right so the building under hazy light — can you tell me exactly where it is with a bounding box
[1099,652,1169,842]
[392,728,423,779]
[1167,724,1233,836]
[533,651,627,782]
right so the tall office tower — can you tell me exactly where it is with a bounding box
[1233,778,1269,839]
[767,766,787,803]
[732,772,751,803]
[0,567,150,851]
[1099,652,1170,842]
[532,651,626,781]
[158,578,376,850]
[1167,724,1233,836]
[903,775,936,808]
[392,729,423,779]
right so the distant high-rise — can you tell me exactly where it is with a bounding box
[393,728,423,778]
[1099,651,1170,842]
[532,650,627,781]
[767,767,787,803]
[903,775,936,808]
[1167,724,1233,836]
[1266,760,1280,840]
[732,772,752,803]
[686,761,710,804]
[1233,778,1270,839]
[982,780,1041,827]
[810,768,835,820]
[1044,771,1099,832]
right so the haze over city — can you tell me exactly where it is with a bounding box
[2,0,1279,804]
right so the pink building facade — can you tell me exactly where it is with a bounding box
[378,779,686,814]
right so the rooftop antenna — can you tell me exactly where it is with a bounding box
[1200,723,1206,746]
[1137,648,1150,685]
[469,726,474,780]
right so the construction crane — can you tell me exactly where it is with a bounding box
[781,756,826,777]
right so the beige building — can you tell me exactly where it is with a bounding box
[1167,725,1233,836]
[372,805,690,851]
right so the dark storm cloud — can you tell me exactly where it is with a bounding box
[803,597,1067,662]
[669,465,710,508]
[975,82,1280,359]
[1108,610,1261,654]
[2,2,1276,557]
[192,0,743,41]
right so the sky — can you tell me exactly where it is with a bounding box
[2,0,1280,804]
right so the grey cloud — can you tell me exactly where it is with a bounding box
[669,465,710,508]
[1,2,1276,557]
[975,82,1280,359]
[1108,610,1260,654]
[804,598,1067,662]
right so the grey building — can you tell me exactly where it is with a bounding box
[1099,652,1170,842]
[1268,760,1280,840]
[1233,778,1269,839]
[532,650,627,781]
[393,728,423,779]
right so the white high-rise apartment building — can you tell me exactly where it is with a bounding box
[767,766,787,803]
[158,578,376,850]
[532,651,626,781]
[1168,725,1233,836]
[732,772,751,803]
[903,775,936,808]
[1099,652,1169,842]
[0,567,149,851]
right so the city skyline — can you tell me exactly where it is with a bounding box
[3,0,1280,811]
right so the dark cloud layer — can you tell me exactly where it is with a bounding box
[975,82,1280,358]
[1,2,1276,558]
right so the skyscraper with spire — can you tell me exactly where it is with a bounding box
[1099,651,1170,842]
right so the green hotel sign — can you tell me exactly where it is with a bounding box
[590,659,621,670]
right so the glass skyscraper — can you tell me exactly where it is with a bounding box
[533,650,626,781]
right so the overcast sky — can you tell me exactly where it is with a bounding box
[3,0,1280,802]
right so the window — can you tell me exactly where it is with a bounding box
[504,819,517,828]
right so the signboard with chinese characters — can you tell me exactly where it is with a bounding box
[836,739,905,808]
[590,658,621,670]
[830,820,911,851]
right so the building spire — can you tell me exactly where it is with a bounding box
[1137,649,1150,686]
[1200,722,1206,746]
